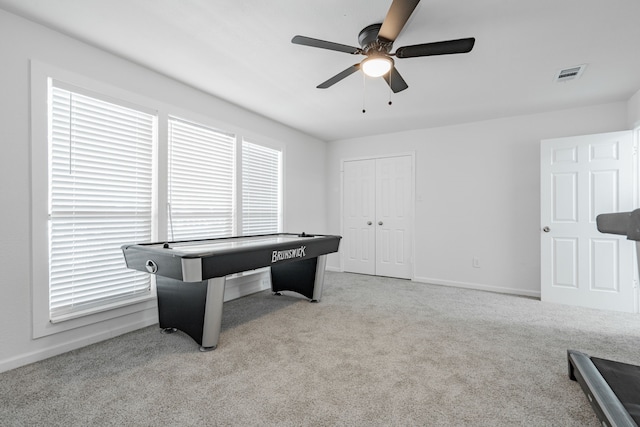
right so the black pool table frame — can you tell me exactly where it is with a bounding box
[122,233,341,351]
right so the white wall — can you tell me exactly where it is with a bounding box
[628,89,640,128]
[0,10,326,372]
[326,102,629,296]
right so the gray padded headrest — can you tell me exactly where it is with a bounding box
[596,209,640,241]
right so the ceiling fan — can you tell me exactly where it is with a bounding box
[291,0,475,93]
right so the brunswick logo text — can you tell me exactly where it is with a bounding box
[272,246,306,263]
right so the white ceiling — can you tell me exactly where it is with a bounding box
[2,0,640,141]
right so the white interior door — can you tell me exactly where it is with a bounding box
[540,131,636,312]
[375,156,412,278]
[343,155,413,279]
[343,159,376,275]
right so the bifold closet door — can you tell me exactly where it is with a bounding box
[343,159,376,275]
[343,156,412,279]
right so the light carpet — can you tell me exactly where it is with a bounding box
[2,272,640,426]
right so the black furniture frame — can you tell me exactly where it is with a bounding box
[122,233,341,351]
[568,209,640,427]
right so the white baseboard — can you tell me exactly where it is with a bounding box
[224,270,271,301]
[0,275,271,374]
[0,313,157,374]
[412,276,541,299]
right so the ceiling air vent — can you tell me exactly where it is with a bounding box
[555,64,587,82]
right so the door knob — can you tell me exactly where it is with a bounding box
[367,221,372,225]
[378,221,383,226]
[543,226,550,232]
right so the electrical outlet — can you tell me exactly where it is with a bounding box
[472,257,480,268]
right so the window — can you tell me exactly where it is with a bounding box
[242,140,282,235]
[32,63,284,336]
[168,118,283,239]
[168,118,235,240]
[48,85,156,321]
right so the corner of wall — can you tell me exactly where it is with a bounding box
[628,88,640,128]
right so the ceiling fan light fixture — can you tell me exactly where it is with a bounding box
[361,56,393,77]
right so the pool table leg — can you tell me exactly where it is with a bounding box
[270,255,328,302]
[200,277,226,351]
[311,255,327,302]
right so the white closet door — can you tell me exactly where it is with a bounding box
[343,159,376,275]
[343,155,413,279]
[375,156,412,279]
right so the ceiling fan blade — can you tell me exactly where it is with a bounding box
[382,67,409,93]
[292,35,361,54]
[378,0,421,43]
[395,37,475,58]
[317,64,361,89]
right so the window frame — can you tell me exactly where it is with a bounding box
[166,114,284,239]
[31,62,285,338]
[241,138,283,235]
[167,116,237,241]
[47,83,158,322]
[31,62,160,338]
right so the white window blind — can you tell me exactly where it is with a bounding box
[49,86,154,320]
[241,140,282,235]
[168,118,235,241]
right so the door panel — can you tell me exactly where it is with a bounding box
[541,131,635,312]
[552,237,578,288]
[375,156,412,279]
[590,170,618,218]
[591,238,618,291]
[343,160,375,275]
[552,173,577,221]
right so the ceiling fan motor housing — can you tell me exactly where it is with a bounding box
[358,24,392,54]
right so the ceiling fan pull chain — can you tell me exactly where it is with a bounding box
[388,73,393,106]
[362,73,367,113]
